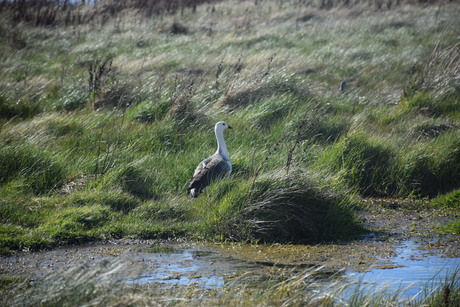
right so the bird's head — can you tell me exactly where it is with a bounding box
[215,121,232,133]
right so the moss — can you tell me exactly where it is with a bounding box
[432,190,460,209]
[438,220,460,234]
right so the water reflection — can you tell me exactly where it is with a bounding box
[1,239,458,300]
[346,240,460,299]
[127,246,262,289]
[128,248,224,288]
[128,240,459,299]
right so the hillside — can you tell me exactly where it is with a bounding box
[0,0,459,252]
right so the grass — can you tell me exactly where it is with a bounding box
[432,189,460,234]
[1,259,458,307]
[0,0,459,254]
[432,189,460,209]
[0,142,68,194]
[323,134,398,196]
[189,171,364,243]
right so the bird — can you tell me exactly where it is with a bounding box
[188,121,232,198]
[340,81,347,92]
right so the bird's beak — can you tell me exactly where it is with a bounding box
[228,125,233,129]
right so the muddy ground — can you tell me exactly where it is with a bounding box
[0,200,458,286]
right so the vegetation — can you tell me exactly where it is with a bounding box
[0,0,459,251]
[1,259,458,307]
[432,189,460,209]
[1,1,459,306]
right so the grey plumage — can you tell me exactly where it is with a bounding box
[188,121,232,198]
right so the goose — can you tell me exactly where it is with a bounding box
[188,121,232,198]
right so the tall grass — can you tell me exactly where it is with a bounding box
[192,171,363,243]
[325,134,399,196]
[400,133,460,196]
[0,0,459,251]
[0,143,68,194]
[318,131,460,197]
[1,259,458,306]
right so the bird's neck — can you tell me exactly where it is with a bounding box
[215,129,230,160]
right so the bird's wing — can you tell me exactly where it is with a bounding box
[192,156,213,177]
[188,155,230,191]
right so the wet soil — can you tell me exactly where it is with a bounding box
[208,199,459,272]
[0,200,458,288]
[358,199,459,258]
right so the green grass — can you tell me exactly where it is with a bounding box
[0,276,25,290]
[322,134,399,196]
[432,189,460,209]
[191,171,363,243]
[0,143,68,194]
[439,220,460,234]
[432,189,460,234]
[0,0,459,252]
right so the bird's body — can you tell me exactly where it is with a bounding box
[188,121,232,198]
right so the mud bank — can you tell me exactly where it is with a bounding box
[0,201,458,300]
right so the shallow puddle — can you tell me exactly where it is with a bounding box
[1,238,458,300]
[346,239,460,298]
[126,246,265,288]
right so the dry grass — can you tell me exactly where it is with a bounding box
[2,258,458,306]
[1,0,455,30]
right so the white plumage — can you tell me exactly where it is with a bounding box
[188,121,232,198]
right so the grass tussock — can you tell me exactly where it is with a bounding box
[193,171,363,243]
[326,134,398,196]
[245,173,363,243]
[0,143,68,194]
[401,133,460,196]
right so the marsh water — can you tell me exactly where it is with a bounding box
[1,237,458,301]
[130,240,459,299]
[1,204,459,302]
[345,239,459,298]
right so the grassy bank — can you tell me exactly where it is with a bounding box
[0,0,459,253]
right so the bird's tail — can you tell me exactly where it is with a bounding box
[188,188,198,198]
